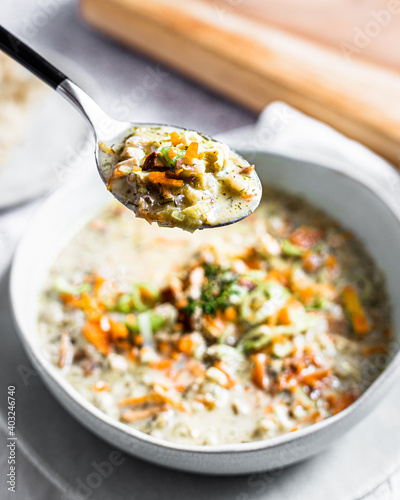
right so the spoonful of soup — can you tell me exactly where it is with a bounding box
[0,27,261,231]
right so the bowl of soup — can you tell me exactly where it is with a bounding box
[10,148,400,474]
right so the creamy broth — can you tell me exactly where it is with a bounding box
[39,189,391,446]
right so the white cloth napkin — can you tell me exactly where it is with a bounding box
[1,103,400,500]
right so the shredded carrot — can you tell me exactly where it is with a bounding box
[183,142,199,164]
[203,315,226,338]
[223,306,237,321]
[59,293,75,305]
[177,335,195,356]
[82,321,110,355]
[342,286,369,335]
[118,392,187,412]
[243,248,263,269]
[170,131,181,146]
[148,171,165,182]
[93,275,105,296]
[277,298,303,325]
[121,406,166,422]
[168,147,178,159]
[214,361,236,388]
[75,292,104,321]
[265,269,289,286]
[271,334,288,346]
[109,318,129,342]
[170,350,183,361]
[251,353,267,389]
[301,368,331,387]
[118,393,165,407]
[113,168,125,178]
[148,171,183,187]
[93,380,110,392]
[175,384,189,392]
[240,164,255,175]
[175,298,189,309]
[277,306,291,326]
[293,280,336,305]
[150,359,173,370]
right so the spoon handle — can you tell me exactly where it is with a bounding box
[0,25,67,89]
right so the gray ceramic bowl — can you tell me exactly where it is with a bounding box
[10,149,400,475]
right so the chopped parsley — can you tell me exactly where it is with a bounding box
[184,264,242,316]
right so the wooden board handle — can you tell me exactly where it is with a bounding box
[81,0,400,166]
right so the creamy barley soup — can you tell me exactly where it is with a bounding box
[39,189,391,446]
[98,125,261,231]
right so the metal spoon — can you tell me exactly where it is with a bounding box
[0,25,261,229]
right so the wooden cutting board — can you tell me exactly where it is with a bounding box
[80,0,400,166]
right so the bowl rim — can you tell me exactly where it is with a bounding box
[9,149,400,456]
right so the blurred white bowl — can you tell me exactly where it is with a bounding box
[0,51,97,209]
